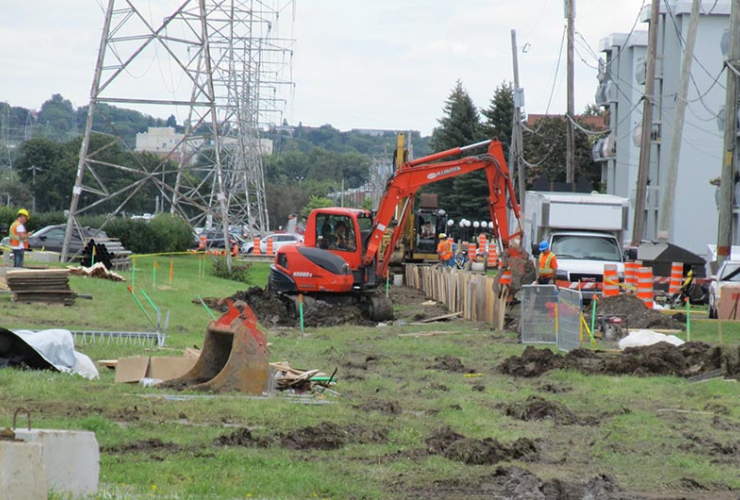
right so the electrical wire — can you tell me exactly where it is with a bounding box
[545,25,568,116]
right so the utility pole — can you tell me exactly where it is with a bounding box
[510,29,526,210]
[718,0,740,265]
[565,0,576,183]
[632,0,661,247]
[658,0,700,243]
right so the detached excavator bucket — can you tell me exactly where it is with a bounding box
[168,299,271,394]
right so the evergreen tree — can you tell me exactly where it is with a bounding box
[480,81,514,161]
[426,81,485,223]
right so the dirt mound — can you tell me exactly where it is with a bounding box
[425,426,538,466]
[215,422,388,451]
[594,294,685,330]
[500,342,725,378]
[428,355,475,373]
[498,346,562,377]
[504,395,579,425]
[228,287,370,328]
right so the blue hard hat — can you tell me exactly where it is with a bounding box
[539,240,549,252]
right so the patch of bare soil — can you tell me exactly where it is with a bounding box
[428,354,475,373]
[409,466,647,500]
[425,426,538,466]
[594,294,685,330]
[500,342,727,378]
[214,421,388,451]
[355,399,403,415]
[504,395,579,425]
[389,286,450,321]
[103,438,185,455]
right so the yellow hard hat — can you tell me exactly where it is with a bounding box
[439,233,446,239]
[17,208,29,218]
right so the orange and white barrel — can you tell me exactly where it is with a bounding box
[637,267,654,309]
[477,233,487,259]
[624,260,640,290]
[602,264,620,297]
[468,242,477,262]
[266,237,274,256]
[668,262,683,295]
[499,269,512,286]
[253,237,261,255]
[486,242,499,269]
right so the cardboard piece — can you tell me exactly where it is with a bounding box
[114,356,197,383]
[717,283,740,321]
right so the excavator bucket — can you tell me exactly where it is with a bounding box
[167,299,271,394]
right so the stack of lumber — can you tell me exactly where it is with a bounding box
[6,269,75,305]
[270,362,332,392]
[67,262,126,282]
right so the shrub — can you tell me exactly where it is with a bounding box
[210,256,252,284]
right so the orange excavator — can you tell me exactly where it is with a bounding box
[268,138,531,321]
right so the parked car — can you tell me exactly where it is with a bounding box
[708,260,740,319]
[241,233,303,254]
[27,224,110,255]
[193,229,246,252]
[259,233,303,254]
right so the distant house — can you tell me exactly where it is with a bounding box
[135,126,274,160]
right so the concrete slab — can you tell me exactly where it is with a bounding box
[14,429,99,498]
[0,440,48,500]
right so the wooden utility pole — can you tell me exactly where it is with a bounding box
[565,0,576,183]
[510,29,526,210]
[657,0,700,242]
[718,0,740,265]
[631,0,661,247]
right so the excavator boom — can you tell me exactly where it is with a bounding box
[367,139,524,278]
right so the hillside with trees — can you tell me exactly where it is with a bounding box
[1,90,601,232]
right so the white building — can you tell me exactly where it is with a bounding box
[135,126,274,158]
[596,1,731,255]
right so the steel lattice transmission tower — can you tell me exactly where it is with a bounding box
[62,0,295,262]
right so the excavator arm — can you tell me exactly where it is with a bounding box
[364,139,524,277]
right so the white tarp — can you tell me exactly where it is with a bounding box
[618,329,685,350]
[5,329,99,379]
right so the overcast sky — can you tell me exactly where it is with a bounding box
[0,0,649,136]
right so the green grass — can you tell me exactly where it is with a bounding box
[3,257,740,498]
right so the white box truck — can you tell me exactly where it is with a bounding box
[523,191,633,297]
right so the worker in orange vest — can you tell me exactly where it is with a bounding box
[9,208,30,268]
[437,233,453,267]
[537,240,558,284]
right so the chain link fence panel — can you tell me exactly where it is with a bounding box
[520,285,558,344]
[557,288,583,352]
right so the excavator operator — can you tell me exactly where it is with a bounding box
[537,240,558,284]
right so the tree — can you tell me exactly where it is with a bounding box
[428,80,491,223]
[481,81,514,161]
[522,116,600,188]
[300,195,333,219]
[37,94,76,141]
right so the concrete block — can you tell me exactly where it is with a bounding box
[26,251,61,264]
[0,440,48,500]
[14,429,99,498]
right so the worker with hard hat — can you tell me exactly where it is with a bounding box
[437,233,453,267]
[537,240,557,284]
[9,208,30,268]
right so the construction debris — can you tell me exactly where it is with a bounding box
[270,362,335,392]
[6,269,75,305]
[67,262,126,282]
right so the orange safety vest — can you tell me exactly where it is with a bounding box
[539,251,555,277]
[437,240,452,260]
[9,220,28,249]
